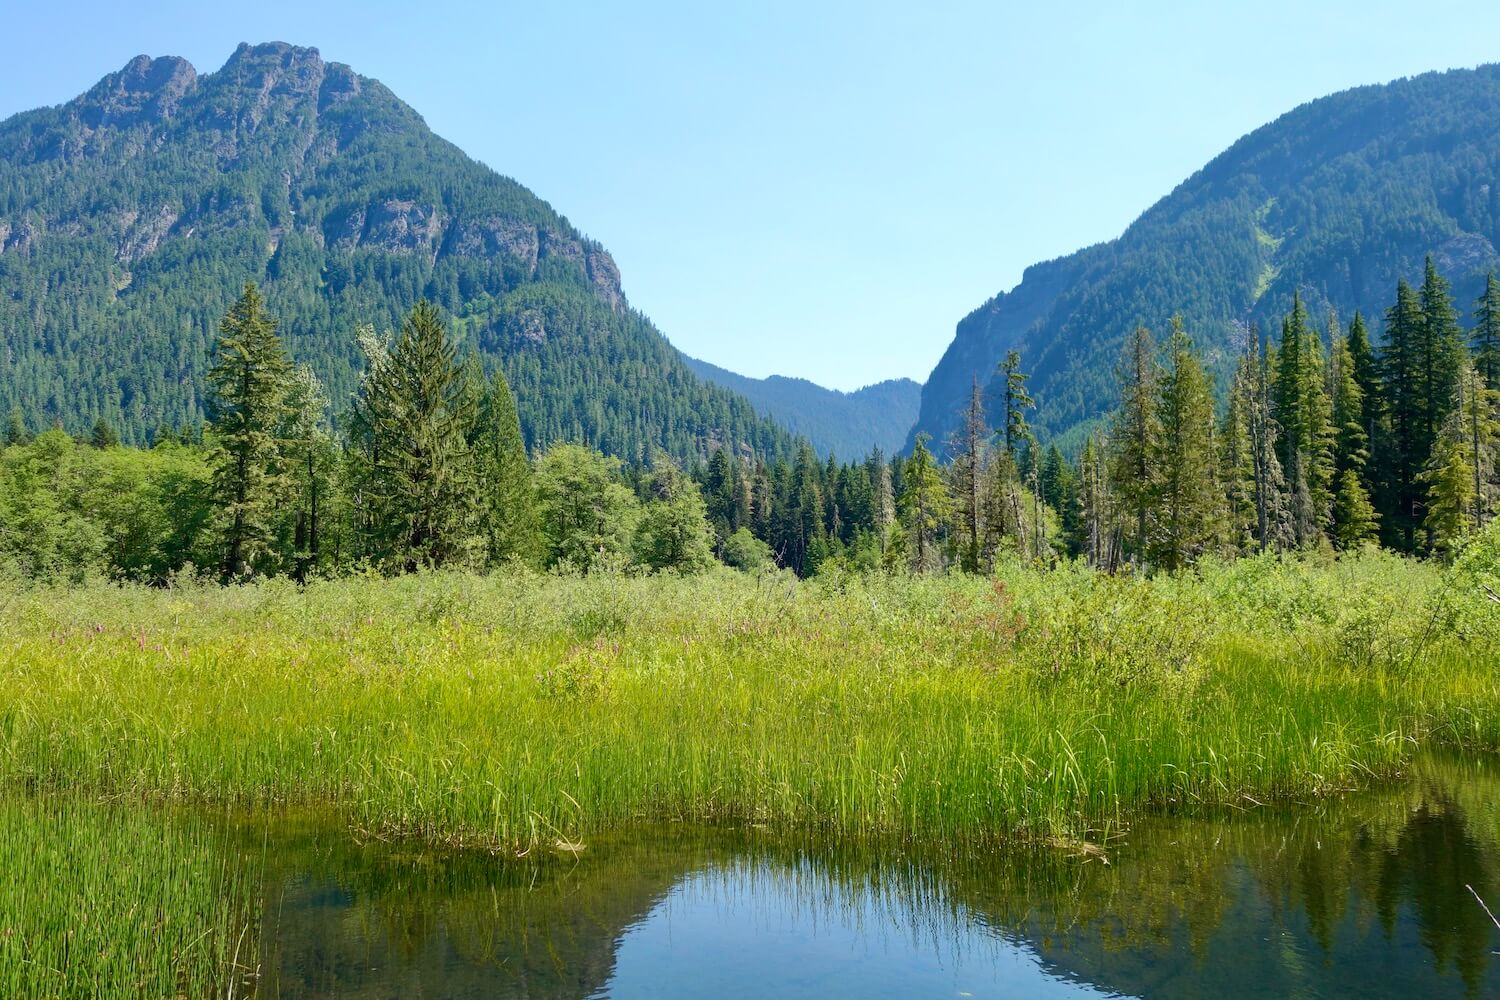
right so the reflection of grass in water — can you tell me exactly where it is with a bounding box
[0,797,259,999]
[248,758,1500,999]
[1,553,1499,854]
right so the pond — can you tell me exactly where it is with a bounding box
[242,754,1500,999]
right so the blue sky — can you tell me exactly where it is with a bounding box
[4,2,1500,390]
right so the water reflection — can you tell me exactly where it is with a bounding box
[247,756,1500,998]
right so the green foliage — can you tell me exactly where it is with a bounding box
[474,368,540,567]
[721,527,772,571]
[0,797,260,999]
[1109,325,1162,562]
[0,43,794,466]
[916,65,1500,453]
[2,555,1497,855]
[206,282,292,580]
[897,435,951,572]
[1,430,213,583]
[350,301,483,571]
[633,461,716,574]
[1149,319,1223,570]
[533,444,640,573]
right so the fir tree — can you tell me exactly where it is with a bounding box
[474,368,540,566]
[1327,320,1378,547]
[1076,430,1116,569]
[999,351,1033,461]
[1379,280,1429,550]
[1421,357,1499,558]
[352,301,481,572]
[279,364,336,580]
[1272,296,1335,547]
[1109,325,1161,566]
[1149,319,1223,570]
[1473,271,1500,391]
[205,282,292,582]
[898,434,952,573]
[88,418,119,449]
[952,377,989,572]
[1419,256,1465,452]
[867,448,896,557]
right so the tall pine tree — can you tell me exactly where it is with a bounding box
[205,282,292,582]
[352,301,482,572]
[1149,319,1223,570]
[1109,325,1161,566]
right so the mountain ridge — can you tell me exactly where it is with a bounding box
[683,355,919,458]
[0,42,801,463]
[912,63,1500,455]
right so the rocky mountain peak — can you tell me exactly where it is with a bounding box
[78,54,197,128]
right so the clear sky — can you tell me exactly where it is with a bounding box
[4,2,1500,390]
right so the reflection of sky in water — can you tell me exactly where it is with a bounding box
[255,755,1500,999]
[600,860,1114,999]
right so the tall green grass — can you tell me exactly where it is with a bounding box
[0,797,259,998]
[1,549,1498,850]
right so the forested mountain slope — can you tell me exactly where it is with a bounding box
[912,64,1500,454]
[684,355,919,458]
[0,42,795,461]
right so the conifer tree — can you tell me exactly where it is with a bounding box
[206,282,292,582]
[1075,432,1115,568]
[1419,256,1465,452]
[1149,319,1223,570]
[952,376,989,572]
[1473,271,1500,391]
[867,448,896,557]
[474,368,539,566]
[1346,312,1382,485]
[999,351,1033,461]
[1421,357,1499,558]
[702,447,735,544]
[88,418,119,449]
[279,364,336,580]
[1379,280,1428,550]
[1221,345,1256,552]
[898,434,951,573]
[1109,325,1161,565]
[1273,295,1335,547]
[352,300,481,572]
[1327,321,1378,548]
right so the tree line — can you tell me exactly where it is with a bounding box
[4,263,1499,583]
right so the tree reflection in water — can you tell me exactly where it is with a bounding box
[246,755,1500,998]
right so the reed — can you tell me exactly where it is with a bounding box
[1,550,1497,851]
[0,797,259,998]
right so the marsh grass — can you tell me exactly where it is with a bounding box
[0,797,260,998]
[1,550,1498,852]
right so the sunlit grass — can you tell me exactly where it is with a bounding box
[0,797,260,998]
[1,550,1497,851]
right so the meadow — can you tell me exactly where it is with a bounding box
[3,543,1499,855]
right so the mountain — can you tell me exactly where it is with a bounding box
[683,356,919,458]
[0,42,796,462]
[912,64,1500,455]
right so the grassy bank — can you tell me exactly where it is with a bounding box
[2,549,1499,850]
[0,797,260,998]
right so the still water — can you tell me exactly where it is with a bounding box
[247,756,1500,998]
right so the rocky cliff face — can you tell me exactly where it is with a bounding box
[1,43,627,309]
